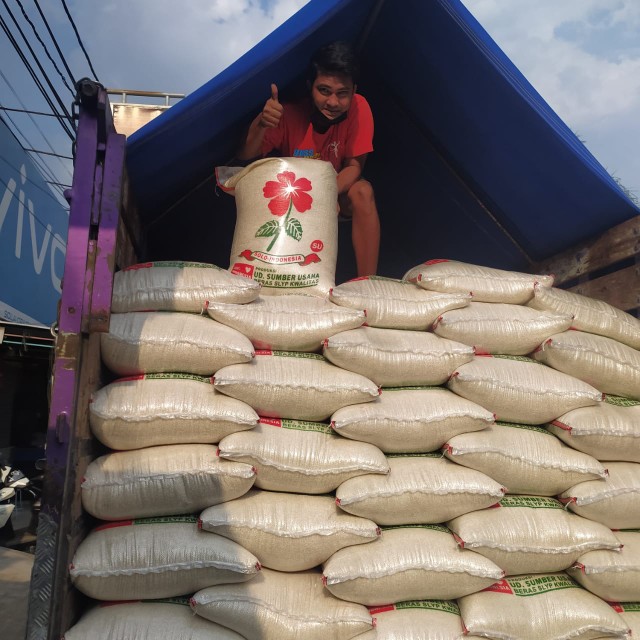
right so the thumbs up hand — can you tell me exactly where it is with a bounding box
[259,83,284,128]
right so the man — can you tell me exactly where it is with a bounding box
[238,41,380,277]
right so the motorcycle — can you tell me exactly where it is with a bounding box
[0,455,39,542]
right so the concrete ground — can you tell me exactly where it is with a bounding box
[1,499,37,640]
[0,546,34,640]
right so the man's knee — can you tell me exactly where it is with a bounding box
[347,179,375,205]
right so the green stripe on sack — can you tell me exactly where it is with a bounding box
[271,351,325,361]
[494,355,541,364]
[395,600,460,615]
[498,496,564,510]
[387,452,441,459]
[382,524,449,534]
[142,373,212,384]
[151,261,222,270]
[141,596,191,606]
[384,386,441,391]
[281,419,333,435]
[507,574,579,597]
[496,421,554,436]
[133,515,198,525]
[604,394,640,407]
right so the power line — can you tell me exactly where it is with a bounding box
[0,109,70,203]
[24,148,73,160]
[0,153,68,207]
[0,14,69,138]
[60,0,99,81]
[0,106,67,118]
[14,0,74,97]
[32,0,77,89]
[0,1,75,138]
[0,71,73,180]
[0,109,71,203]
[0,173,69,238]
[0,18,75,142]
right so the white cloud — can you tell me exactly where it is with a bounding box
[67,0,311,93]
[462,0,640,197]
[207,0,253,22]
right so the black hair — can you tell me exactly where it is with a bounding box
[308,41,360,85]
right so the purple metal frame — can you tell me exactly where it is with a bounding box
[26,81,126,640]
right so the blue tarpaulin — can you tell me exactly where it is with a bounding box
[126,0,639,279]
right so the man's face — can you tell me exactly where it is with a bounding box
[311,73,355,120]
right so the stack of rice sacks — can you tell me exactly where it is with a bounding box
[63,258,640,640]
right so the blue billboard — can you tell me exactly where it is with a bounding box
[0,117,68,326]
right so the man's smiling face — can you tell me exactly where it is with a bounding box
[311,73,355,120]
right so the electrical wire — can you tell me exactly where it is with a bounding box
[0,15,68,137]
[0,13,75,140]
[59,0,99,81]
[2,0,75,136]
[0,154,69,208]
[2,0,74,135]
[14,0,74,96]
[0,173,68,237]
[0,109,70,198]
[0,109,70,203]
[24,148,73,160]
[0,108,71,202]
[0,106,67,118]
[32,0,77,88]
[0,71,73,180]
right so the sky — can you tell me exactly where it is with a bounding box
[1,0,638,210]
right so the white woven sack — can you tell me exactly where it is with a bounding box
[322,525,504,606]
[63,599,245,640]
[89,374,258,450]
[444,422,606,496]
[447,355,603,424]
[336,454,505,525]
[111,261,261,313]
[70,517,260,601]
[356,600,465,640]
[219,158,338,297]
[533,330,640,401]
[191,568,373,640]
[207,295,364,352]
[329,276,471,330]
[458,573,631,640]
[218,417,389,494]
[403,259,554,304]
[528,284,640,350]
[81,444,256,520]
[548,397,640,463]
[100,312,254,376]
[331,387,494,453]
[213,351,379,421]
[200,489,380,572]
[560,462,640,529]
[432,301,572,355]
[568,530,640,602]
[323,327,474,387]
[609,604,640,638]
[447,495,621,576]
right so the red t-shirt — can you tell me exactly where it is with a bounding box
[262,94,374,173]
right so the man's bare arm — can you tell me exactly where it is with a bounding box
[337,154,367,195]
[237,84,283,160]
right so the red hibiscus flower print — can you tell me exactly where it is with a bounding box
[263,171,313,216]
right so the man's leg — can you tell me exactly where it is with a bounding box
[340,180,380,277]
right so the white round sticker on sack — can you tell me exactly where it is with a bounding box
[218,158,338,297]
